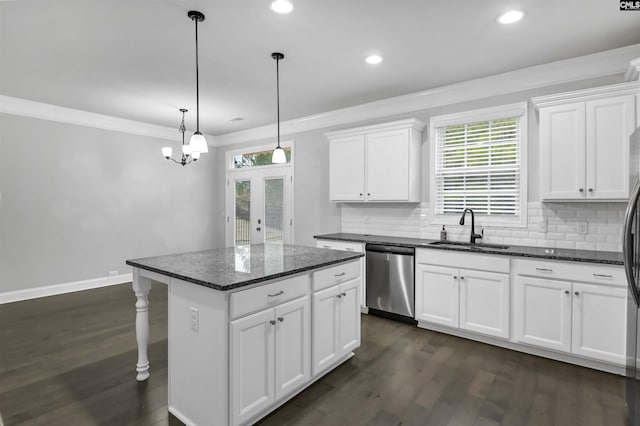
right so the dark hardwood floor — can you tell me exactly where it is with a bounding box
[0,283,627,425]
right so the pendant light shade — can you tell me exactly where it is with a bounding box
[271,52,286,164]
[187,11,208,154]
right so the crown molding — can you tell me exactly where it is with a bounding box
[531,81,640,109]
[216,44,640,146]
[0,95,218,144]
[626,57,640,82]
[325,118,425,139]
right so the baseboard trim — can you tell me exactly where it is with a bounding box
[0,273,133,304]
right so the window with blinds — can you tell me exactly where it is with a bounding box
[433,109,525,224]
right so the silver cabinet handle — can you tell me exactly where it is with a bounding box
[593,273,612,278]
[588,188,593,192]
[536,268,553,273]
[277,317,284,322]
[322,245,331,249]
[460,276,465,280]
[579,188,584,192]
[345,248,355,252]
[270,320,276,325]
[453,275,458,279]
[335,272,346,277]
[256,227,262,231]
[574,291,580,296]
[367,193,371,196]
[565,290,570,295]
[341,292,347,297]
[359,193,363,197]
[336,294,343,299]
[268,290,284,297]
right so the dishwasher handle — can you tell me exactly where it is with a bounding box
[365,244,414,256]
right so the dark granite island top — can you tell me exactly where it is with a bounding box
[314,232,624,265]
[126,243,364,291]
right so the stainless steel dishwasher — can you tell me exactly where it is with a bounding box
[365,244,416,323]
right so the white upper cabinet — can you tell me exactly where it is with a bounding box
[533,83,638,201]
[326,119,424,202]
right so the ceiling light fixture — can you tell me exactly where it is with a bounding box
[271,52,287,164]
[497,10,525,24]
[162,109,201,166]
[366,55,383,65]
[186,10,208,154]
[270,0,293,14]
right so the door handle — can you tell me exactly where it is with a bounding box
[256,227,261,231]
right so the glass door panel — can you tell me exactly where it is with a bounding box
[264,178,285,243]
[234,180,251,246]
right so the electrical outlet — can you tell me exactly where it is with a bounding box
[190,307,199,332]
[537,218,547,233]
[577,222,588,234]
[108,270,118,277]
[364,216,370,224]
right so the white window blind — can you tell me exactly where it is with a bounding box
[434,117,521,217]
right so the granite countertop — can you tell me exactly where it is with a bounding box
[314,233,624,265]
[126,243,364,291]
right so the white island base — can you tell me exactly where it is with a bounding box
[131,258,362,426]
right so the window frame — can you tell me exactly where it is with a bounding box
[226,140,294,171]
[429,102,528,228]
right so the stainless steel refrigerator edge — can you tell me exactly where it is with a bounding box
[624,124,640,426]
[365,244,415,322]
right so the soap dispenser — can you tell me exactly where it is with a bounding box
[440,225,447,241]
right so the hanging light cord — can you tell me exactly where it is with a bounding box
[194,16,200,133]
[276,55,281,149]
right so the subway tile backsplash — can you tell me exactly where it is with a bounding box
[341,201,624,252]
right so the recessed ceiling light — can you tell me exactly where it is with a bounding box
[270,0,293,14]
[366,55,383,65]
[497,10,525,24]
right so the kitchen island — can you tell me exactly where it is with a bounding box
[126,244,363,426]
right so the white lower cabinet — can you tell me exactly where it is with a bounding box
[312,279,361,376]
[571,283,627,365]
[514,276,572,352]
[415,263,509,339]
[515,272,627,365]
[316,239,366,309]
[230,296,310,426]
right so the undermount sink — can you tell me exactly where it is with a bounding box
[429,241,510,250]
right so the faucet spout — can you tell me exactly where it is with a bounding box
[459,208,483,244]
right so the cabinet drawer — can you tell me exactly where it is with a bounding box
[230,274,309,319]
[514,259,625,286]
[312,260,361,292]
[416,248,510,274]
[316,240,364,253]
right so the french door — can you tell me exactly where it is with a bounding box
[226,167,293,246]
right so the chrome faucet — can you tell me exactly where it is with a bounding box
[459,208,483,244]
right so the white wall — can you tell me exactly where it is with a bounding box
[0,113,219,293]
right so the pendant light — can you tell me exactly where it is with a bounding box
[187,10,208,154]
[271,52,286,164]
[162,109,201,166]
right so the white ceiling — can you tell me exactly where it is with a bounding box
[2,0,640,136]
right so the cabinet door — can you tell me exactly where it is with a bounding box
[540,102,586,200]
[585,95,635,200]
[312,285,340,376]
[329,135,365,201]
[274,296,310,400]
[338,279,361,354]
[514,277,572,352]
[230,309,275,426]
[415,264,459,327]
[459,270,510,339]
[365,129,410,201]
[571,283,627,365]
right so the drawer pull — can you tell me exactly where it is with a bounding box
[323,245,331,249]
[268,290,284,297]
[270,320,276,325]
[536,268,553,273]
[345,248,355,252]
[277,317,284,322]
[593,273,613,279]
[335,272,346,277]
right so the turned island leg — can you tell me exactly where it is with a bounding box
[132,269,152,381]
